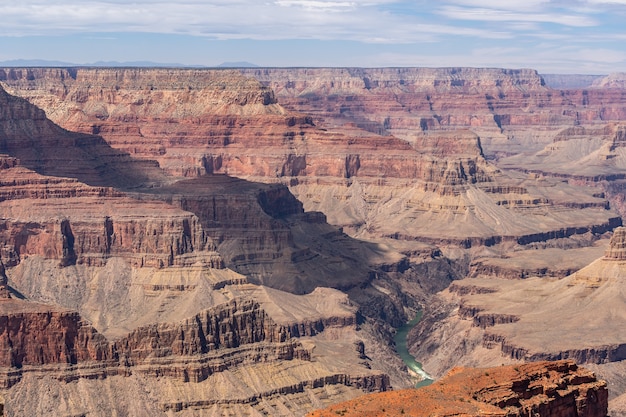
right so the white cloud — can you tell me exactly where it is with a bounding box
[443,0,551,12]
[585,0,626,4]
[0,0,624,73]
[437,6,597,26]
[274,0,357,10]
[0,1,516,43]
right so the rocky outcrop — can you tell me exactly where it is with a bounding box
[0,261,9,299]
[0,193,222,269]
[0,299,109,375]
[0,296,374,387]
[604,226,626,260]
[307,360,608,417]
[161,372,390,413]
[482,333,626,365]
[3,67,619,249]
[458,302,520,329]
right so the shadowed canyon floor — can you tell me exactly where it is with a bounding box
[2,67,626,416]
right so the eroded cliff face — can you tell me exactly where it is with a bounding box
[2,67,626,416]
[0,289,393,416]
[307,360,608,417]
[241,67,626,153]
[409,228,626,416]
[0,77,411,416]
[1,67,619,248]
[0,81,392,296]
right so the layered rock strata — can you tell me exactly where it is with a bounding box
[240,67,626,157]
[408,228,626,415]
[0,291,390,416]
[0,81,391,295]
[0,80,408,415]
[1,68,619,247]
[307,360,608,417]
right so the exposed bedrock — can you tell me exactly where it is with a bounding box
[0,296,380,387]
[308,360,608,417]
[0,192,222,270]
[0,82,393,298]
[0,305,108,371]
[3,67,620,249]
[128,175,385,294]
[0,281,395,417]
[408,227,626,412]
[240,67,626,138]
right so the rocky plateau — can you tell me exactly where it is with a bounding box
[1,67,620,248]
[2,66,626,416]
[308,360,608,417]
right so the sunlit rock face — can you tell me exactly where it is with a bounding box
[2,67,621,248]
[307,360,608,417]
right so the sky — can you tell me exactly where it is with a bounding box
[1,0,626,73]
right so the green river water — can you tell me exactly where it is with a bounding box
[393,311,434,388]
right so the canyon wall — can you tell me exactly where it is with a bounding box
[0,76,414,416]
[1,67,620,247]
[408,228,626,417]
[2,67,626,415]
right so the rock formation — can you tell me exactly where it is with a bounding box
[307,360,608,417]
[0,261,9,299]
[0,289,393,415]
[2,66,626,416]
[0,79,407,415]
[409,227,626,415]
[604,226,626,259]
[1,67,620,248]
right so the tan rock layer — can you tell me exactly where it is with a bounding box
[482,333,626,365]
[162,372,390,413]
[0,297,369,389]
[604,226,626,260]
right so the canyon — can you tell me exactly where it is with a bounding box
[1,66,626,415]
[0,80,406,416]
[308,360,608,417]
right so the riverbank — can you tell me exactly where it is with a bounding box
[393,312,434,388]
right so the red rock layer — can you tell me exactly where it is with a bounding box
[0,297,376,389]
[0,82,379,292]
[307,360,608,417]
[1,67,619,250]
[0,299,108,370]
[241,67,626,135]
[0,83,164,188]
[0,155,222,268]
[0,67,494,188]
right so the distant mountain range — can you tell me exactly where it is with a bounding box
[0,59,259,68]
[216,61,259,68]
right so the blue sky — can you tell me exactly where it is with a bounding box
[1,0,625,73]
